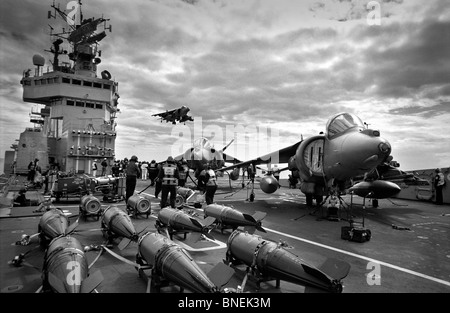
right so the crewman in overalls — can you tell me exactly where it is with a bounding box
[204,164,218,205]
[178,158,188,187]
[148,160,159,186]
[157,156,179,208]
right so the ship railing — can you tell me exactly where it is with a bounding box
[63,120,116,134]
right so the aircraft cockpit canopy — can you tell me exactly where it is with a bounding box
[326,113,364,138]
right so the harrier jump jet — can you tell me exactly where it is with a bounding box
[217,112,395,205]
[152,105,194,125]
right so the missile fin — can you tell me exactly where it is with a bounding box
[319,258,351,280]
[255,224,267,233]
[252,211,267,222]
[48,272,67,293]
[207,262,235,289]
[118,237,132,250]
[204,231,215,241]
[301,263,332,284]
[65,221,79,235]
[190,217,204,229]
[242,213,257,223]
[81,270,104,293]
[203,216,216,227]
[189,232,203,243]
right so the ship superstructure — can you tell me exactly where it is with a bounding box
[12,0,119,175]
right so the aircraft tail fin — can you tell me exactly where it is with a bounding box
[319,258,351,281]
[222,139,234,152]
[207,262,235,289]
[48,272,66,293]
[81,270,104,293]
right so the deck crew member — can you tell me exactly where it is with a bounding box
[178,159,188,187]
[148,160,159,186]
[92,159,98,177]
[158,156,179,208]
[13,188,28,207]
[204,164,218,205]
[141,161,148,180]
[125,155,141,202]
[434,168,445,205]
[101,158,108,176]
[197,165,207,193]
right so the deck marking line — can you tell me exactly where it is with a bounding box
[139,190,450,288]
[265,227,450,287]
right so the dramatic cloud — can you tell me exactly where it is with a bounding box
[1,0,449,171]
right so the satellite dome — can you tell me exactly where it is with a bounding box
[32,54,45,67]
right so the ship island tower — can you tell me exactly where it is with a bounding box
[14,1,119,175]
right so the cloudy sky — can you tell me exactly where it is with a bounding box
[0,0,449,171]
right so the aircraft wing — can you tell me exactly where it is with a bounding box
[217,140,302,172]
[222,152,242,165]
[152,108,176,117]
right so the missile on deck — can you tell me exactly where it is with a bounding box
[136,232,234,293]
[156,207,215,241]
[42,235,103,293]
[259,174,279,194]
[349,180,401,199]
[225,230,350,293]
[38,208,78,245]
[101,205,138,250]
[79,194,102,220]
[204,204,266,233]
[126,194,151,218]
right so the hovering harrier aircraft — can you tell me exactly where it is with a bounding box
[217,112,396,205]
[152,105,194,125]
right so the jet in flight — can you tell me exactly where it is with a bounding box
[152,105,194,125]
[217,112,394,206]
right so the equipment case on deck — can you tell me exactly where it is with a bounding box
[341,226,371,243]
